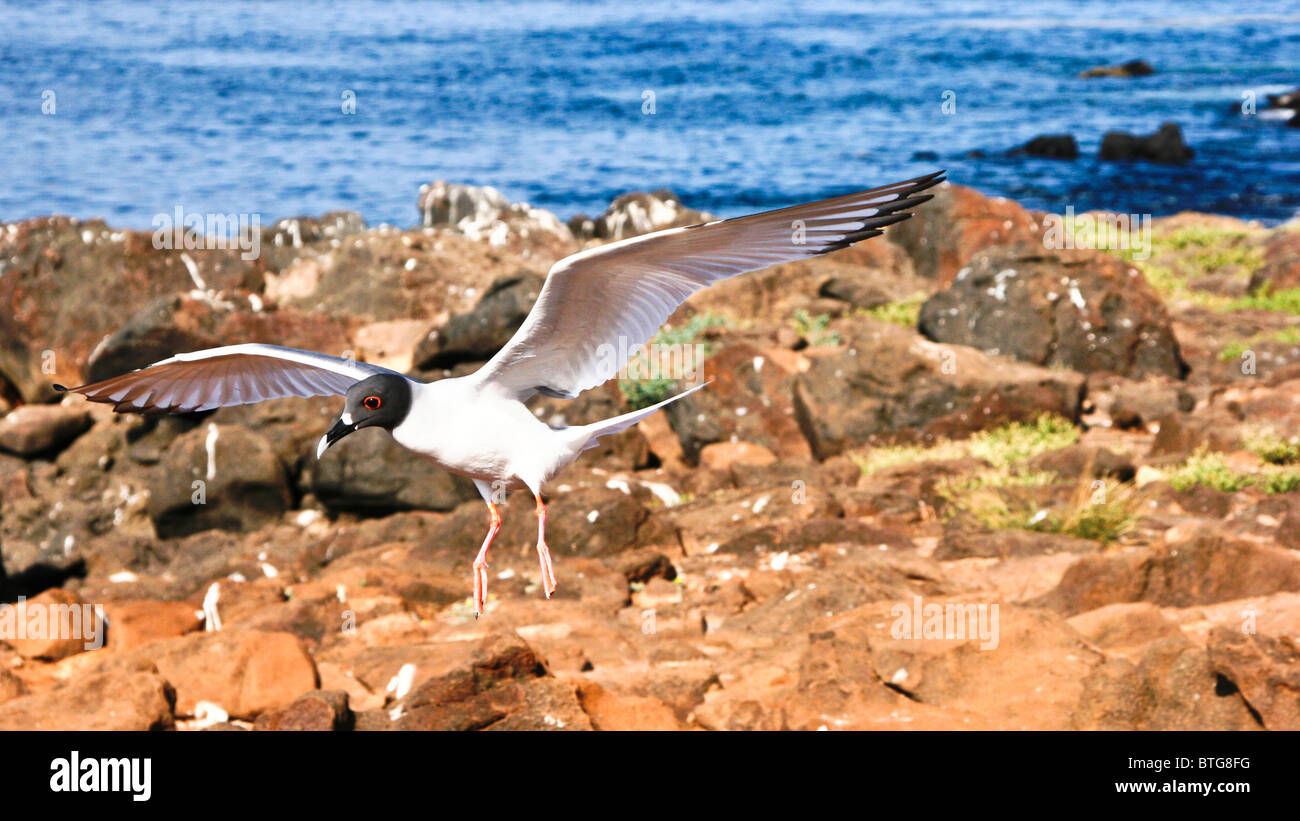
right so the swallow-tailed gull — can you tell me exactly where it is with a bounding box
[58,171,944,615]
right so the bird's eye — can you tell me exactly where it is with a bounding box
[363,395,382,410]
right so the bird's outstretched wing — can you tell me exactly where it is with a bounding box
[471,171,945,401]
[55,343,402,413]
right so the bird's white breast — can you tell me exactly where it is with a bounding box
[390,377,565,485]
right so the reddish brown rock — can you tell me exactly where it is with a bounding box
[84,293,353,384]
[698,441,777,471]
[0,217,264,403]
[665,343,812,464]
[793,318,1083,459]
[0,669,28,703]
[1036,529,1300,616]
[1072,636,1259,730]
[577,682,682,730]
[386,632,591,731]
[254,689,353,731]
[131,629,318,719]
[886,183,1043,285]
[1066,602,1185,660]
[1248,230,1300,293]
[1207,601,1300,729]
[3,587,103,661]
[698,601,1099,730]
[0,665,174,730]
[103,600,202,652]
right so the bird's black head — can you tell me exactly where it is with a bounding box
[316,373,413,458]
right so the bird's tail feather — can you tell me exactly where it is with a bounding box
[572,382,708,452]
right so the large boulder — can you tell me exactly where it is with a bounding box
[664,343,812,464]
[0,405,90,457]
[0,663,175,730]
[310,427,478,514]
[1247,229,1300,294]
[261,229,542,325]
[1207,596,1300,729]
[792,317,1083,459]
[84,293,353,383]
[0,217,263,403]
[382,632,591,731]
[147,423,293,539]
[417,181,575,261]
[918,246,1186,379]
[412,272,544,370]
[124,628,318,719]
[569,190,713,242]
[885,183,1043,285]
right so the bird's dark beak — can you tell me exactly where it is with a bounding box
[316,415,356,459]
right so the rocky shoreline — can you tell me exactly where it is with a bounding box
[1,179,1299,730]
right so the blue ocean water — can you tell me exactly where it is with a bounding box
[2,0,1298,228]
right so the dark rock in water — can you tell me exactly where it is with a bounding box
[1265,88,1300,111]
[918,246,1186,379]
[911,150,940,162]
[792,317,1083,459]
[1014,135,1079,160]
[147,423,293,538]
[571,190,713,242]
[413,272,544,370]
[310,426,478,514]
[1080,59,1155,78]
[0,406,91,457]
[1099,122,1194,164]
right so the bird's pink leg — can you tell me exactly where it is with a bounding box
[473,501,502,618]
[533,493,557,599]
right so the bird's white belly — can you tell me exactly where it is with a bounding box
[389,380,567,486]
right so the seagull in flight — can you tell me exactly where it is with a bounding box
[57,171,944,616]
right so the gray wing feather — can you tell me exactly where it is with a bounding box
[57,343,402,413]
[472,172,944,400]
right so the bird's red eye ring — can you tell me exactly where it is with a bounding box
[363,395,382,410]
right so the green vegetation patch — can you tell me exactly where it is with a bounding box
[619,312,729,409]
[858,292,927,328]
[851,414,1079,476]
